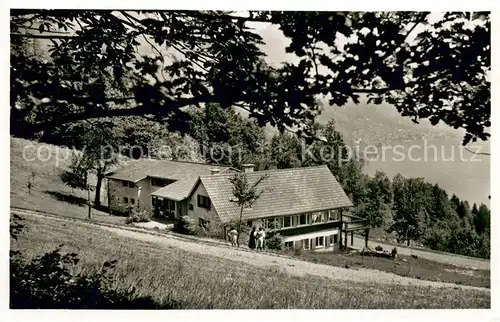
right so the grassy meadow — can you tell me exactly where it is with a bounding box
[11,214,490,309]
[10,137,125,225]
[297,249,490,288]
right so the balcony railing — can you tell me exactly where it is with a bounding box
[261,209,342,232]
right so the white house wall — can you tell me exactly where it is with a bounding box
[136,177,151,212]
[188,181,217,222]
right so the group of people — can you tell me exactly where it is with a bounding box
[227,226,266,251]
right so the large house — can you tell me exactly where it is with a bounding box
[105,160,359,250]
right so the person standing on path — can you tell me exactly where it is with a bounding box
[228,227,238,246]
[248,227,257,250]
[256,227,266,251]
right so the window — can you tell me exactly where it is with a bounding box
[334,234,338,244]
[316,236,324,247]
[264,218,279,229]
[328,210,339,221]
[271,218,280,229]
[312,212,324,223]
[302,239,310,250]
[282,216,291,228]
[123,197,129,203]
[122,181,128,187]
[130,198,135,205]
[128,182,135,188]
[284,241,293,249]
[188,204,194,210]
[151,178,175,187]
[299,214,307,225]
[329,235,335,245]
[197,195,211,210]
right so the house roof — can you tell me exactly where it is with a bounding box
[106,159,233,201]
[198,165,353,223]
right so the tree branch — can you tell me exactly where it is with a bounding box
[11,33,79,39]
[464,146,490,156]
[36,94,217,128]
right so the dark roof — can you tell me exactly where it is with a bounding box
[199,165,353,223]
[106,159,233,201]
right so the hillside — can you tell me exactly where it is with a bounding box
[10,137,125,224]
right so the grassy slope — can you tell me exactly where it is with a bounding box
[10,137,125,225]
[297,250,490,288]
[12,214,489,309]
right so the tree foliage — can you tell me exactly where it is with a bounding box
[11,10,490,145]
[187,103,265,167]
[229,172,268,246]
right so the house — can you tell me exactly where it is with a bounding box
[106,160,359,250]
[105,159,236,217]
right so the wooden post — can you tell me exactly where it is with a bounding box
[339,209,343,249]
[86,171,92,220]
[107,178,111,214]
[87,185,92,220]
[344,224,348,250]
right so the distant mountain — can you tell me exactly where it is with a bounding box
[318,100,491,207]
[318,99,462,146]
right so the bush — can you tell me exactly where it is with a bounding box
[391,247,398,258]
[266,233,284,251]
[125,209,151,224]
[197,217,225,239]
[173,215,197,235]
[10,247,172,309]
[375,245,383,252]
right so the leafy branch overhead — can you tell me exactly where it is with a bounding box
[11,10,490,145]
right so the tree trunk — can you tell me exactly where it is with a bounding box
[94,170,103,207]
[86,173,92,220]
[364,228,369,248]
[236,206,243,247]
[407,238,410,247]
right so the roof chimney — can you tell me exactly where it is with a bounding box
[211,168,221,175]
[242,164,254,173]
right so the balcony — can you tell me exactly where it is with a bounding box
[276,221,342,237]
[261,210,342,236]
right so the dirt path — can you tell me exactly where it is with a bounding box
[12,209,489,292]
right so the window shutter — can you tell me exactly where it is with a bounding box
[207,198,211,210]
[197,195,201,207]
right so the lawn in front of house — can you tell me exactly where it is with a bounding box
[295,249,490,288]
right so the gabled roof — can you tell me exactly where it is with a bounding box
[106,159,235,201]
[198,165,353,223]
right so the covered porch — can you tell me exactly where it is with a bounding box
[151,195,188,220]
[338,213,368,249]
